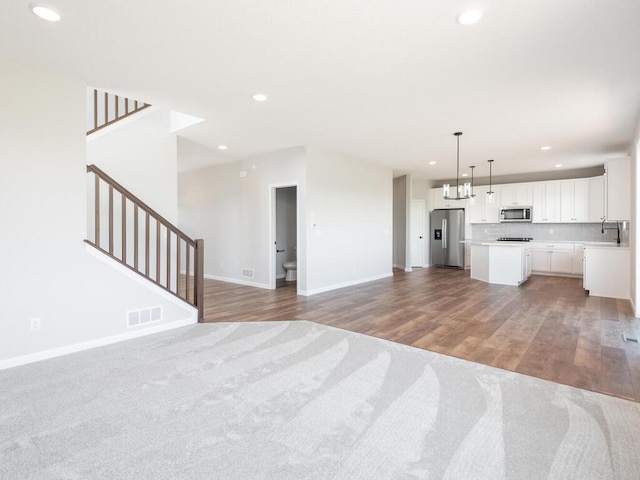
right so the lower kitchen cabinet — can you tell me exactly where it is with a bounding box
[530,243,574,274]
[583,246,630,299]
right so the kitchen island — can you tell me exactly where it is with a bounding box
[469,242,531,286]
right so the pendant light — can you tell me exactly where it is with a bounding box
[443,132,471,200]
[486,159,495,203]
[468,165,476,205]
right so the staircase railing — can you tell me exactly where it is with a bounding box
[87,89,151,135]
[86,164,204,322]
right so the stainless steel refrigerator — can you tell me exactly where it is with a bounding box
[430,208,465,268]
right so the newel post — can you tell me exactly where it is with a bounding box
[194,239,205,322]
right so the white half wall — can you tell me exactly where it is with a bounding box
[304,147,393,294]
[178,147,307,291]
[0,59,195,365]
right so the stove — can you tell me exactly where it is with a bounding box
[496,237,533,242]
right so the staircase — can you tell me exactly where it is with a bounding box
[87,88,151,135]
[85,89,204,321]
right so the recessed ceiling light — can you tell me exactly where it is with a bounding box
[555,164,563,168]
[252,93,267,102]
[428,161,437,165]
[541,146,552,151]
[457,10,482,25]
[462,173,468,177]
[30,3,61,21]
[218,145,228,150]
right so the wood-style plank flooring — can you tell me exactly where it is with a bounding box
[202,268,640,402]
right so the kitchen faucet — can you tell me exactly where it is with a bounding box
[601,219,621,244]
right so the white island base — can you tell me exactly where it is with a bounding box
[470,243,531,286]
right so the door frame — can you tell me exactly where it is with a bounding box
[268,183,299,291]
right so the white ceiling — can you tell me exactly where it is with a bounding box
[2,0,640,179]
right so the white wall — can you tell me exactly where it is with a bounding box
[86,107,179,223]
[304,147,393,294]
[178,146,392,296]
[0,60,195,366]
[178,147,307,290]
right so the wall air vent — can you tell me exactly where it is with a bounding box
[127,306,163,328]
[242,268,255,279]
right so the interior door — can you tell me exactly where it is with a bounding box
[410,200,425,267]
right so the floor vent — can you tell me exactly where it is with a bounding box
[622,334,639,343]
[242,268,255,279]
[128,306,162,328]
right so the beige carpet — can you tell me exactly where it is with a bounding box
[1,321,639,479]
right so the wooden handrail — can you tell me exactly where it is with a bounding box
[87,89,151,136]
[87,164,195,246]
[86,164,204,322]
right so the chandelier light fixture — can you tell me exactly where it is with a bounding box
[443,132,471,200]
[487,159,495,203]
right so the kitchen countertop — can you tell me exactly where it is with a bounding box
[462,240,627,248]
[583,244,630,250]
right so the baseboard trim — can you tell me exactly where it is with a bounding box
[299,272,393,296]
[393,264,413,272]
[204,274,270,290]
[0,316,196,371]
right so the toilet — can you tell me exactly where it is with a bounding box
[282,261,297,282]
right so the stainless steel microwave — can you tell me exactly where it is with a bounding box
[500,206,532,222]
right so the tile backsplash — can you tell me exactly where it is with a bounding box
[470,222,629,244]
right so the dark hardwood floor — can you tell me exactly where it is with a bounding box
[202,268,640,402]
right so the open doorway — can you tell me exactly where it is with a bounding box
[271,185,298,289]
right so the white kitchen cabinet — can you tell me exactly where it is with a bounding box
[584,246,630,299]
[572,244,585,275]
[532,181,560,223]
[588,176,606,223]
[431,188,468,210]
[560,179,589,222]
[468,186,500,223]
[500,183,532,206]
[530,242,574,274]
[606,158,631,220]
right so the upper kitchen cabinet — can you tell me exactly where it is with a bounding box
[532,181,560,223]
[500,183,532,206]
[431,187,468,210]
[606,158,631,220]
[468,186,500,223]
[560,179,589,222]
[588,176,605,222]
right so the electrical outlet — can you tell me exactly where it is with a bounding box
[549,228,554,235]
[30,318,41,331]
